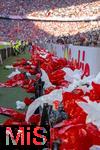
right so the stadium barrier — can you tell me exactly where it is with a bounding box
[46,43,100,75]
[0,47,14,64]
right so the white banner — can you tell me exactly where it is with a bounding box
[46,43,66,58]
[67,44,100,76]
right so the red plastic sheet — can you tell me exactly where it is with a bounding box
[24,97,33,105]
[0,106,40,125]
[89,82,100,101]
[51,122,100,150]
[49,69,66,85]
[62,92,87,119]
[4,119,28,125]
[0,106,25,121]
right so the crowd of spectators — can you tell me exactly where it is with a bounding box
[55,29,100,47]
[0,0,99,17]
[0,0,100,47]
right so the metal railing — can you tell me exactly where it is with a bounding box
[0,47,14,64]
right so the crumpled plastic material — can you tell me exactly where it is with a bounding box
[8,69,21,78]
[49,69,66,85]
[26,86,35,93]
[5,65,14,69]
[16,101,26,110]
[90,145,100,150]
[41,61,54,75]
[0,74,35,90]
[53,100,60,110]
[93,72,100,84]
[4,114,40,125]
[0,73,26,87]
[77,97,100,129]
[0,83,5,87]
[0,106,25,121]
[24,97,34,105]
[41,68,55,89]
[62,75,93,93]
[21,79,35,91]
[0,106,40,125]
[25,89,63,122]
[64,72,100,95]
[53,114,86,130]
[62,67,82,82]
[29,114,40,125]
[44,86,60,94]
[50,124,92,150]
[91,82,100,98]
[54,58,67,70]
[1,44,100,149]
[13,58,27,67]
[86,123,100,146]
[62,91,87,119]
[51,122,100,150]
[26,72,31,77]
[4,119,27,125]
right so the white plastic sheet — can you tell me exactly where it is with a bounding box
[93,72,100,84]
[62,67,82,82]
[63,75,94,93]
[25,89,63,122]
[90,145,100,150]
[39,53,48,59]
[41,68,55,89]
[5,65,14,69]
[26,72,31,77]
[8,69,21,78]
[27,61,32,65]
[16,101,26,110]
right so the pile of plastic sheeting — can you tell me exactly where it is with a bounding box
[0,44,100,150]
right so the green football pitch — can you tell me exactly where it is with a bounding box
[0,51,33,123]
[0,42,10,49]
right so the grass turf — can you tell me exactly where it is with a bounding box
[0,52,33,123]
[0,45,6,49]
[0,43,10,49]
